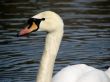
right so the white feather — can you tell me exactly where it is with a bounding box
[52,64,110,82]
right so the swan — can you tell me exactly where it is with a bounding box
[18,11,110,82]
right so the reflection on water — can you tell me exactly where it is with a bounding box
[0,0,110,82]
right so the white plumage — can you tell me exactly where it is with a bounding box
[53,64,110,82]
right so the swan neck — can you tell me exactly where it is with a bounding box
[36,31,63,82]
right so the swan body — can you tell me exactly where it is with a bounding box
[19,11,110,82]
[105,67,110,78]
[53,64,110,82]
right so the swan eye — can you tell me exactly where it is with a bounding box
[41,18,45,21]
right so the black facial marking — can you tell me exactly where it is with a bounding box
[27,18,45,30]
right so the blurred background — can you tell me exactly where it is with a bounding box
[0,0,110,82]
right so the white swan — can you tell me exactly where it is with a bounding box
[18,11,110,82]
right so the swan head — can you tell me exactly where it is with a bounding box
[18,11,64,36]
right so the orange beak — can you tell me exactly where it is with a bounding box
[18,22,38,36]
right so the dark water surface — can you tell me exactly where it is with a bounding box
[0,0,110,82]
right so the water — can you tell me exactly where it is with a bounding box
[0,0,110,82]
